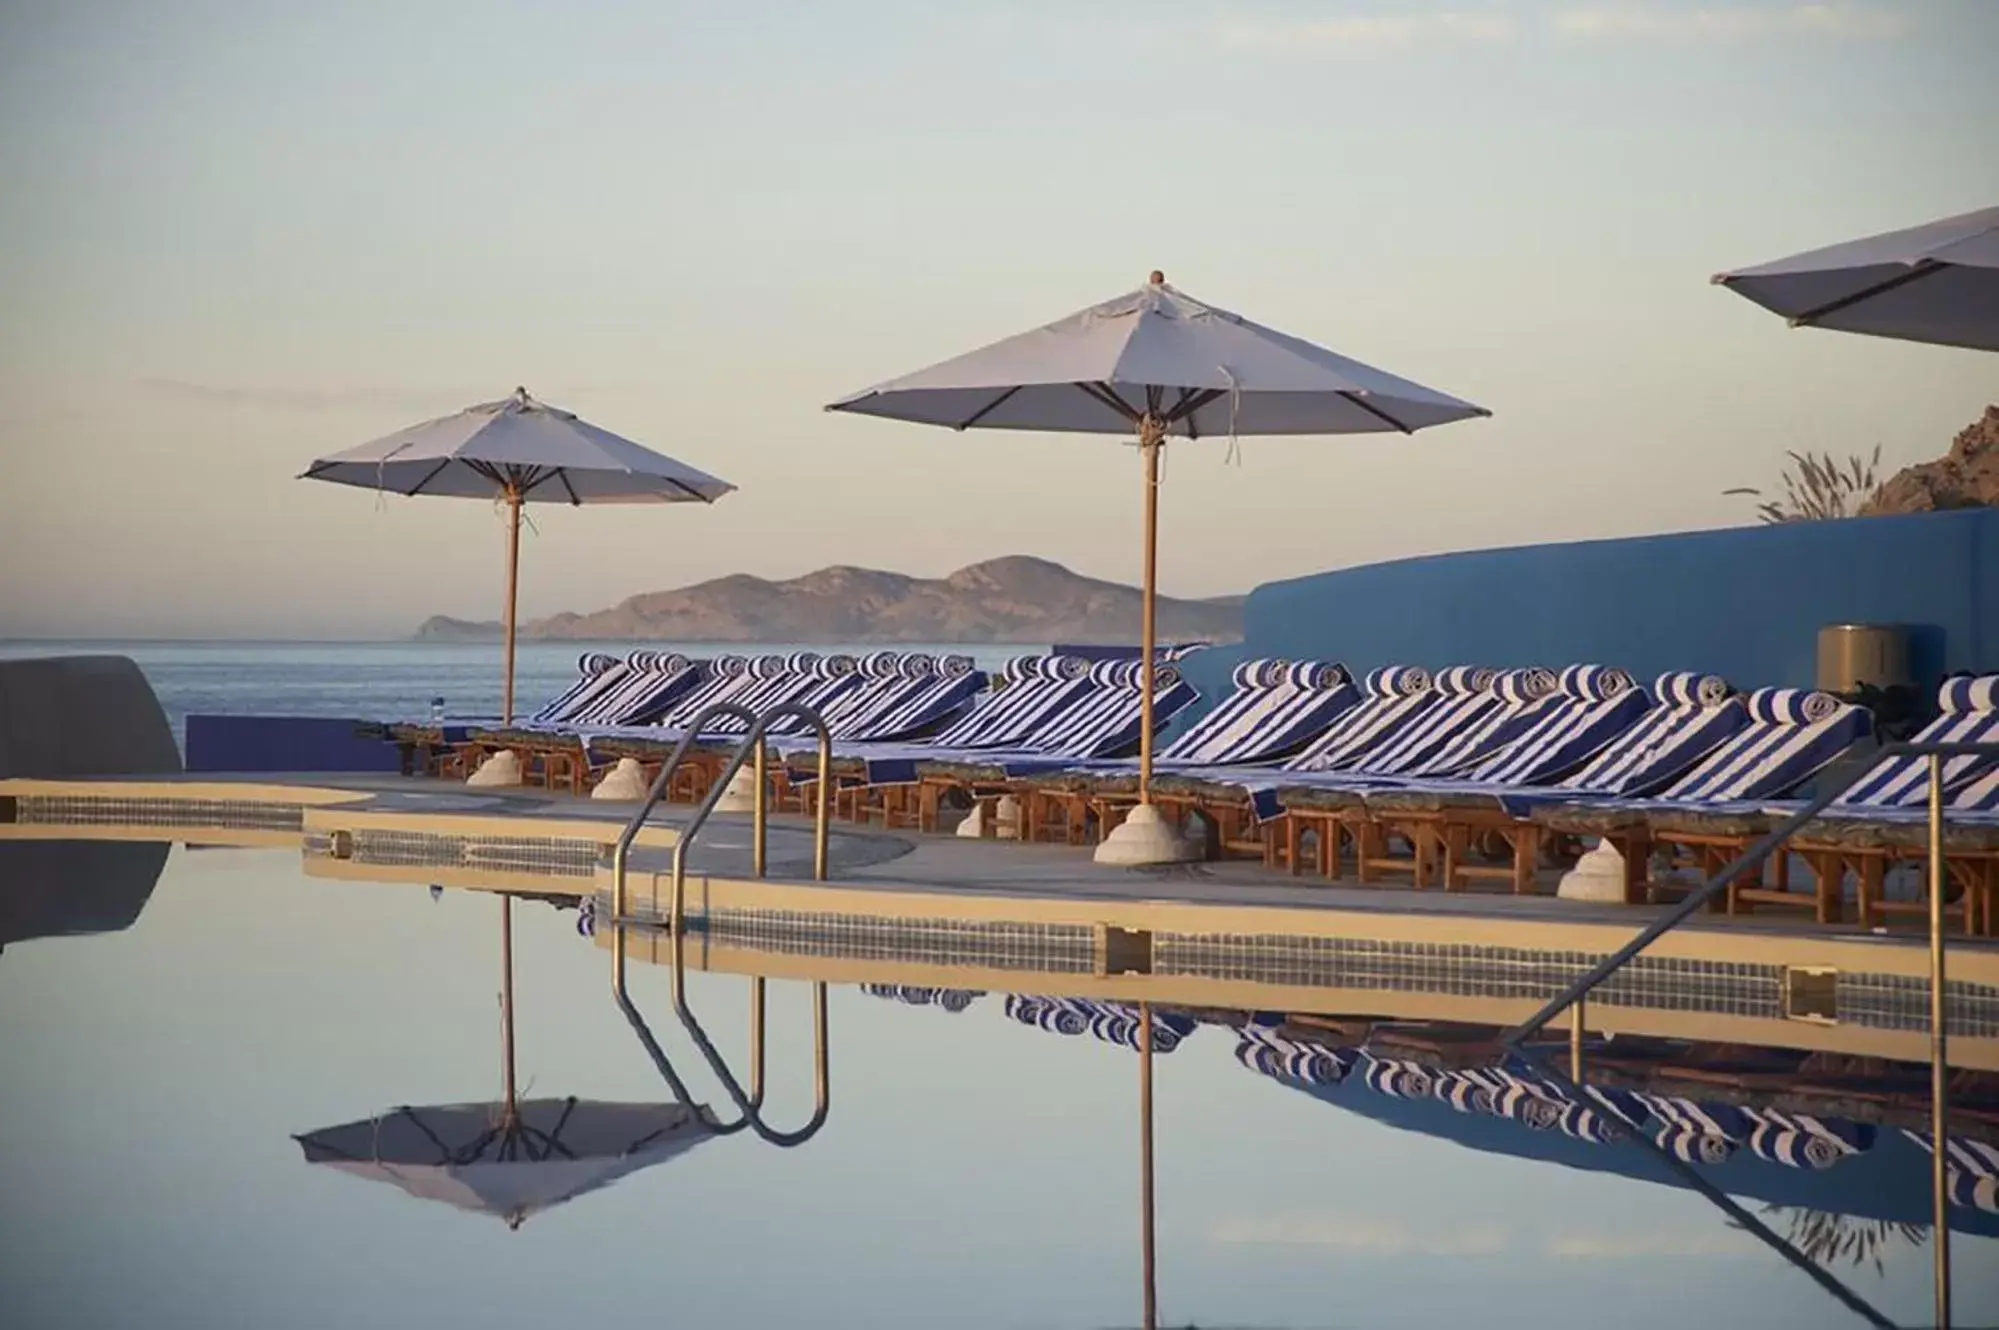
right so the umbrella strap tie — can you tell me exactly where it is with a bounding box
[1221,365,1243,467]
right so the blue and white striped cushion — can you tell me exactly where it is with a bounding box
[1904,1132,1999,1213]
[1160,659,1356,766]
[1391,667,1560,777]
[1342,668,1503,776]
[1836,673,1999,808]
[566,653,673,726]
[604,658,704,726]
[1233,1026,1355,1086]
[1660,688,1870,801]
[1559,689,1749,796]
[1469,683,1654,786]
[530,651,628,723]
[1637,1094,1752,1141]
[1023,667,1198,761]
[842,670,989,743]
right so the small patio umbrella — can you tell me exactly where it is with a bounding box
[299,387,735,723]
[295,1097,717,1228]
[1713,205,1999,352]
[826,273,1488,863]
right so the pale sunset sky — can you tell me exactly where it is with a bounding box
[1,0,1993,639]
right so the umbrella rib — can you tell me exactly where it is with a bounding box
[404,458,453,498]
[1075,381,1140,424]
[395,1106,456,1161]
[955,385,1021,430]
[1780,259,1949,328]
[1338,390,1415,435]
[555,469,582,506]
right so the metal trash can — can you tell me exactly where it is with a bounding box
[1816,623,1912,695]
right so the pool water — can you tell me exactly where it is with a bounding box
[2,842,1994,1330]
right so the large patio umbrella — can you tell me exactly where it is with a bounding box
[1713,205,1999,352]
[299,387,735,723]
[826,273,1488,863]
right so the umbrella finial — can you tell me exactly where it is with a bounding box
[1148,269,1165,286]
[512,385,531,408]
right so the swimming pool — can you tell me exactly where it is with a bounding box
[2,838,1993,1329]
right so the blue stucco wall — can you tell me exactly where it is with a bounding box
[1234,508,1998,695]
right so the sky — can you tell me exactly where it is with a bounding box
[0,0,1994,640]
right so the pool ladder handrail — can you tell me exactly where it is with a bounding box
[1504,737,1999,1330]
[607,699,833,1147]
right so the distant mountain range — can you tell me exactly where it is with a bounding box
[414,556,1244,645]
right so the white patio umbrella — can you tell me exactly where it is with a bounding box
[826,273,1488,863]
[300,387,735,722]
[296,1097,718,1229]
[1713,205,1999,352]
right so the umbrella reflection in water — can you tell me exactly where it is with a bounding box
[295,892,717,1227]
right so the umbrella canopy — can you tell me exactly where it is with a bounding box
[1713,205,1999,352]
[829,276,1488,437]
[302,386,736,504]
[827,274,1487,861]
[299,388,735,723]
[295,1097,717,1228]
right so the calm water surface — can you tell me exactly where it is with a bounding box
[0,640,1033,745]
[3,843,1994,1329]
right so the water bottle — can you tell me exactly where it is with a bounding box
[430,696,446,724]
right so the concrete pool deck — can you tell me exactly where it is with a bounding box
[4,768,1997,1069]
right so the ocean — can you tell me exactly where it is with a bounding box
[0,640,1033,747]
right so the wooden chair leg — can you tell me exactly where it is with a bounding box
[1620,833,1650,905]
[1512,824,1539,896]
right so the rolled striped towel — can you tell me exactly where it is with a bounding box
[1230,658,1290,690]
[624,649,657,671]
[1363,664,1431,698]
[1939,674,1999,713]
[860,650,905,679]
[938,654,977,679]
[1746,687,1842,725]
[1747,1124,1847,1170]
[714,654,751,678]
[1557,664,1636,701]
[1041,1005,1090,1037]
[1048,655,1093,682]
[1657,1125,1735,1164]
[1234,1039,1285,1077]
[581,651,620,675]
[1360,1055,1434,1099]
[1433,1073,1494,1115]
[1002,655,1045,683]
[783,651,820,676]
[1287,659,1348,691]
[1556,1103,1618,1144]
[658,653,693,675]
[896,653,937,680]
[1654,671,1732,708]
[817,654,860,678]
[1433,665,1498,696]
[1090,659,1140,689]
[1496,1084,1562,1130]
[1494,667,1559,705]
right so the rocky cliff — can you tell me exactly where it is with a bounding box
[1861,405,1999,515]
[420,556,1244,644]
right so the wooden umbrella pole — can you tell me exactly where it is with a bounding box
[500,894,519,1121]
[502,487,523,725]
[1138,999,1158,1330]
[1138,416,1163,804]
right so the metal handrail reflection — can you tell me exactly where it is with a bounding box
[604,699,833,1148]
